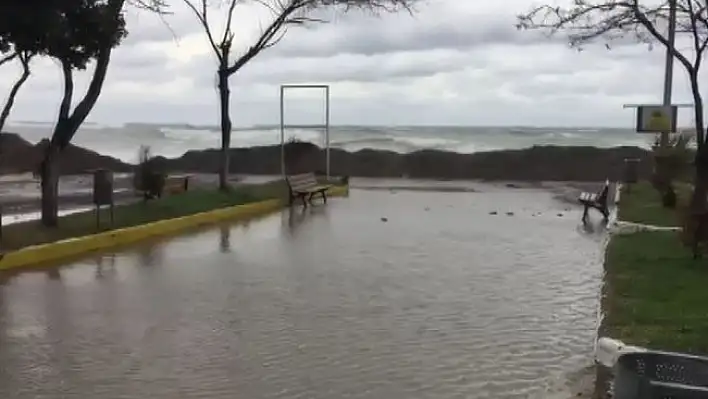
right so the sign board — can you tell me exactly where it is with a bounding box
[636,105,677,133]
[93,169,114,206]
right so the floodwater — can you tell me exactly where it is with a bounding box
[0,184,607,399]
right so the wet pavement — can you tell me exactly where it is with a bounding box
[0,185,607,398]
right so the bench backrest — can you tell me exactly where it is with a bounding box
[597,180,610,204]
[286,173,318,191]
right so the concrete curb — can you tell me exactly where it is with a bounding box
[0,184,349,271]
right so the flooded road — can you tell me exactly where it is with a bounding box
[0,185,606,398]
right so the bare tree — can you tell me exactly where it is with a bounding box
[181,0,418,190]
[517,0,708,209]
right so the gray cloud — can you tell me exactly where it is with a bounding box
[269,11,563,58]
[0,0,702,128]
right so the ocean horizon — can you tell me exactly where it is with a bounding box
[3,121,659,164]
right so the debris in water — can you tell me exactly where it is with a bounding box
[489,211,497,215]
[506,212,514,216]
[381,217,388,222]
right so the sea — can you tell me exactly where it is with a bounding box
[5,121,655,164]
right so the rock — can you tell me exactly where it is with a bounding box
[381,217,388,222]
[489,211,498,215]
[557,213,564,217]
[506,212,514,216]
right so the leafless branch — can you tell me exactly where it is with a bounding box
[221,0,241,46]
[182,0,223,61]
[129,0,171,14]
[0,52,18,68]
[183,0,419,75]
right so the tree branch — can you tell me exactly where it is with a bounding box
[181,0,223,61]
[0,52,18,68]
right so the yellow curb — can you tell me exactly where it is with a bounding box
[0,184,349,271]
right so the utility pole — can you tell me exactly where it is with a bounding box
[660,0,677,148]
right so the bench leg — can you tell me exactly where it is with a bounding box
[308,192,316,205]
[322,190,327,204]
[301,194,308,208]
[582,205,589,222]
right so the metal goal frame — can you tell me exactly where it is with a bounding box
[279,84,331,179]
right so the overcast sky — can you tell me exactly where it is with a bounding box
[0,0,702,127]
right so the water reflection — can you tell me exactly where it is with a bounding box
[284,205,331,235]
[285,205,308,231]
[578,216,610,239]
[0,189,606,399]
[219,224,231,253]
[94,254,117,279]
[137,242,166,267]
[45,267,61,281]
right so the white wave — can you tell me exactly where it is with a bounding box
[3,122,650,162]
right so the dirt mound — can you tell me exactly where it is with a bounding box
[0,133,132,175]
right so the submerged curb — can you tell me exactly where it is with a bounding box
[0,184,349,271]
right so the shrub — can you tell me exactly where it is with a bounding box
[133,145,166,200]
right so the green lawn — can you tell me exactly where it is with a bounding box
[618,181,693,227]
[604,231,708,354]
[0,180,288,251]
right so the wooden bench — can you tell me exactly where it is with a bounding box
[163,174,191,195]
[135,174,191,200]
[285,173,332,207]
[579,180,610,221]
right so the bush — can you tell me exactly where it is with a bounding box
[652,133,694,207]
[679,205,708,259]
[133,145,166,200]
[283,137,318,174]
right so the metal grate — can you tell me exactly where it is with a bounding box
[615,351,708,398]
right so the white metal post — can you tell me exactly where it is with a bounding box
[661,0,677,148]
[279,84,331,179]
[325,86,331,180]
[279,85,285,177]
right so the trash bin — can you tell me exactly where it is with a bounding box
[615,351,708,398]
[624,158,640,185]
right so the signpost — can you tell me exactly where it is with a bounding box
[635,105,678,133]
[623,103,692,134]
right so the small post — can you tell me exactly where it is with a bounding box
[95,205,100,230]
[93,169,114,231]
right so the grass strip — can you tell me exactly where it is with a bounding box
[0,180,287,251]
[604,230,708,354]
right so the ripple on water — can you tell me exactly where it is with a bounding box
[0,188,605,399]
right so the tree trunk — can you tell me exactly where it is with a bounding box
[40,60,74,227]
[40,144,60,226]
[689,70,707,214]
[217,68,232,190]
[689,71,705,146]
[39,42,115,226]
